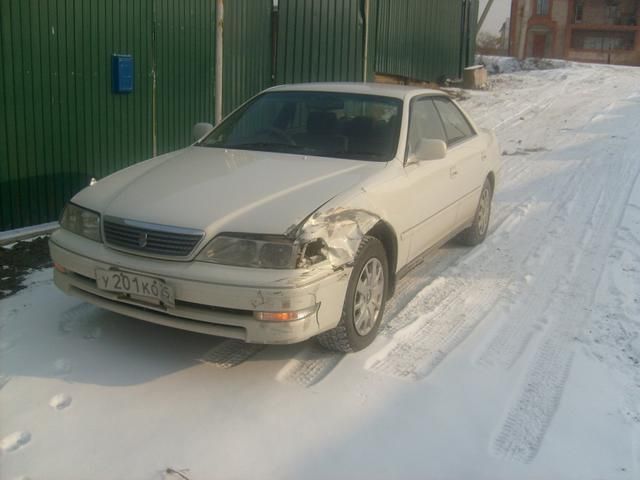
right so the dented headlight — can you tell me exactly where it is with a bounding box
[60,203,102,242]
[197,234,298,269]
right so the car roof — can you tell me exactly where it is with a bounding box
[265,82,443,100]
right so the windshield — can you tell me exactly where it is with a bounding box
[199,91,403,162]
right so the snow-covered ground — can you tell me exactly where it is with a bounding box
[2,62,640,480]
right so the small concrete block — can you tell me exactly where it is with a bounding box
[463,65,488,89]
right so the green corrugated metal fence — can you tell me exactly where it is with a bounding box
[275,0,477,85]
[154,0,216,155]
[223,0,273,115]
[374,0,469,82]
[1,0,154,230]
[0,0,218,230]
[275,0,365,84]
[1,0,478,231]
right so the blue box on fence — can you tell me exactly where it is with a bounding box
[112,54,134,94]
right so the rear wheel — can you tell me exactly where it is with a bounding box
[317,236,388,353]
[457,178,493,246]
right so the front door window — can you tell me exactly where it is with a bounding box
[407,98,447,156]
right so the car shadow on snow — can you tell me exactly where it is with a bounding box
[0,281,310,387]
[0,241,469,389]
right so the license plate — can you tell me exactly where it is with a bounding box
[96,269,175,307]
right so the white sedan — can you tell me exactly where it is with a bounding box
[50,83,501,352]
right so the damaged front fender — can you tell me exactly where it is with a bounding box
[295,207,381,268]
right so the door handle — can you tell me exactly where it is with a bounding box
[450,166,458,178]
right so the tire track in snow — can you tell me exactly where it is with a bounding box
[491,148,640,462]
[492,327,574,463]
[368,149,595,380]
[475,168,606,370]
[367,281,505,380]
[367,78,640,382]
[200,340,265,368]
[381,196,532,331]
[380,194,539,338]
[478,68,599,133]
[369,69,602,368]
[276,345,343,387]
[475,91,640,372]
[585,159,640,452]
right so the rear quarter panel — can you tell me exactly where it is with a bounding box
[483,128,502,189]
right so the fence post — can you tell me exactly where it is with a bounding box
[363,0,370,82]
[215,0,224,124]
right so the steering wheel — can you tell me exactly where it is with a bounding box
[256,127,297,146]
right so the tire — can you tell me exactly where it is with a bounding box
[457,177,493,246]
[317,236,389,353]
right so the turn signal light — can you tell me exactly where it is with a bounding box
[253,305,318,322]
[53,262,67,273]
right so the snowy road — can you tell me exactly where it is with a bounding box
[2,62,640,480]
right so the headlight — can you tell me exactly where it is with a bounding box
[196,234,298,269]
[60,203,102,242]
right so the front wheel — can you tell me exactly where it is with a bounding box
[457,178,493,246]
[317,236,388,353]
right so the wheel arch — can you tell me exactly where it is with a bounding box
[366,220,398,298]
[487,171,496,192]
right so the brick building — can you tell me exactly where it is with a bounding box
[509,0,640,65]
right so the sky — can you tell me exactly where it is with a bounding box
[479,0,511,34]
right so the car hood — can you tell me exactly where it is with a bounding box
[74,146,386,236]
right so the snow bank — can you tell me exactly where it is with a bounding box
[477,55,571,74]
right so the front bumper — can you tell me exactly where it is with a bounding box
[49,230,351,344]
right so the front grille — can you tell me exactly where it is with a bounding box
[103,217,204,258]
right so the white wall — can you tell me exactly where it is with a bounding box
[479,0,512,34]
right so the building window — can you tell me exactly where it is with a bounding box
[574,1,584,23]
[571,30,635,51]
[606,5,620,24]
[536,0,550,16]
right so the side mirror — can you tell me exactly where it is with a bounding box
[410,139,447,163]
[192,122,214,142]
